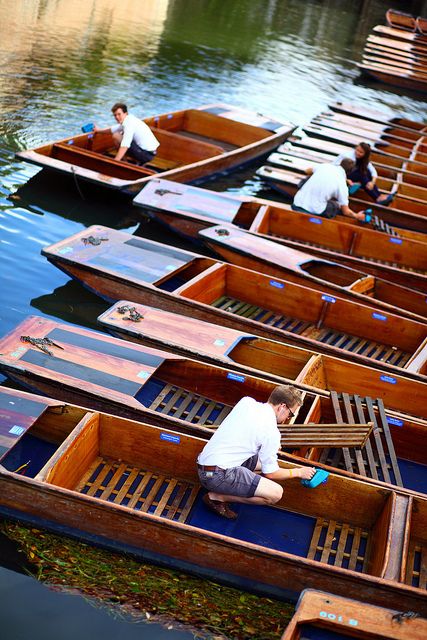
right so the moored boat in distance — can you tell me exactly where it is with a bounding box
[1,386,427,613]
[16,104,294,195]
[199,225,427,322]
[281,589,427,639]
[133,178,427,291]
[40,225,427,373]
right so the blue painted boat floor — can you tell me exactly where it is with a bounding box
[299,624,357,639]
[1,434,57,478]
[399,458,427,494]
[188,492,315,556]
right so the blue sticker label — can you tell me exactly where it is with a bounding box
[160,433,180,444]
[227,372,245,383]
[9,425,25,436]
[58,246,73,255]
[372,312,387,321]
[309,217,322,224]
[387,416,404,427]
[380,375,396,384]
[269,280,284,289]
[67,139,74,145]
[167,114,173,119]
[213,339,226,346]
[389,237,402,244]
[321,295,336,304]
[137,371,149,379]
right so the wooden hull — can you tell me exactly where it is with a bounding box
[329,101,427,130]
[281,589,427,639]
[1,387,427,613]
[199,225,427,322]
[98,301,427,412]
[16,104,294,194]
[359,62,427,93]
[134,179,427,292]
[39,225,427,375]
[386,9,417,32]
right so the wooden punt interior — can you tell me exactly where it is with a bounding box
[292,394,427,494]
[9,408,402,577]
[31,108,271,179]
[405,498,427,590]
[249,205,427,273]
[175,263,426,368]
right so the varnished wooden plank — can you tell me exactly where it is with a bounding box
[153,478,178,517]
[149,383,174,411]
[126,472,154,509]
[139,475,165,513]
[376,398,403,486]
[335,522,350,567]
[164,482,189,520]
[177,485,200,522]
[353,395,379,481]
[74,456,103,492]
[99,462,128,501]
[320,520,337,564]
[348,527,363,572]
[331,392,353,471]
[342,395,368,476]
[113,467,141,504]
[86,460,116,497]
[366,397,391,484]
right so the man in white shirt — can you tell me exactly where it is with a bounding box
[94,102,160,164]
[292,158,366,221]
[197,385,316,519]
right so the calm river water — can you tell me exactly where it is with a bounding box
[1,0,427,637]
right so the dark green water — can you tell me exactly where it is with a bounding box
[0,0,427,637]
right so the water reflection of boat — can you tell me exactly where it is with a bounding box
[39,225,427,373]
[281,589,427,639]
[1,385,427,614]
[133,178,427,290]
[16,104,294,195]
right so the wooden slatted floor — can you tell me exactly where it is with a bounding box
[75,456,199,522]
[212,295,411,367]
[406,541,427,590]
[148,383,232,426]
[317,392,403,486]
[307,517,370,573]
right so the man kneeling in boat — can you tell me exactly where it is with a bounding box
[197,385,316,520]
[94,102,160,165]
[292,158,367,221]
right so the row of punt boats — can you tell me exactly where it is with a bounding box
[359,9,427,93]
[3,102,427,633]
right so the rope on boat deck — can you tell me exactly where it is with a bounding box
[71,165,86,201]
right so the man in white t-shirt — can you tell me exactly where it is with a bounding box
[292,158,366,221]
[197,385,316,519]
[94,102,160,165]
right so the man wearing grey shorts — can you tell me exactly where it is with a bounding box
[197,385,316,519]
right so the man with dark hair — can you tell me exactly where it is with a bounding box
[197,385,316,519]
[94,102,159,164]
[292,158,367,220]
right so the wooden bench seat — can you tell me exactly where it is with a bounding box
[279,422,373,447]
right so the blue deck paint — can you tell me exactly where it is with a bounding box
[399,458,427,494]
[299,624,355,639]
[1,434,57,478]
[188,492,315,556]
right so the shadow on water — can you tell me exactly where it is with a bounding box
[0,522,195,640]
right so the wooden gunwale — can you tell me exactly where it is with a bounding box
[1,388,427,612]
[328,101,427,129]
[359,63,427,91]
[373,24,427,43]
[38,226,427,372]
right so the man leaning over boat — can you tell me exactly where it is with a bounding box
[292,158,367,221]
[94,102,160,165]
[197,385,316,519]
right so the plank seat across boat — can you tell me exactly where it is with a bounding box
[16,103,294,195]
[40,226,427,375]
[2,386,427,612]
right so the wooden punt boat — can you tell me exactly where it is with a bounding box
[417,17,427,36]
[386,9,417,32]
[199,225,427,321]
[272,143,427,191]
[39,225,427,374]
[2,387,427,613]
[281,589,427,639]
[367,34,427,58]
[328,101,427,130]
[359,60,427,93]
[374,24,427,44]
[302,123,420,153]
[15,104,294,195]
[134,178,427,291]
[260,149,427,232]
[99,299,427,404]
[365,45,427,69]
[313,109,427,136]
[311,115,426,145]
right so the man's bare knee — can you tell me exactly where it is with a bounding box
[255,478,283,505]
